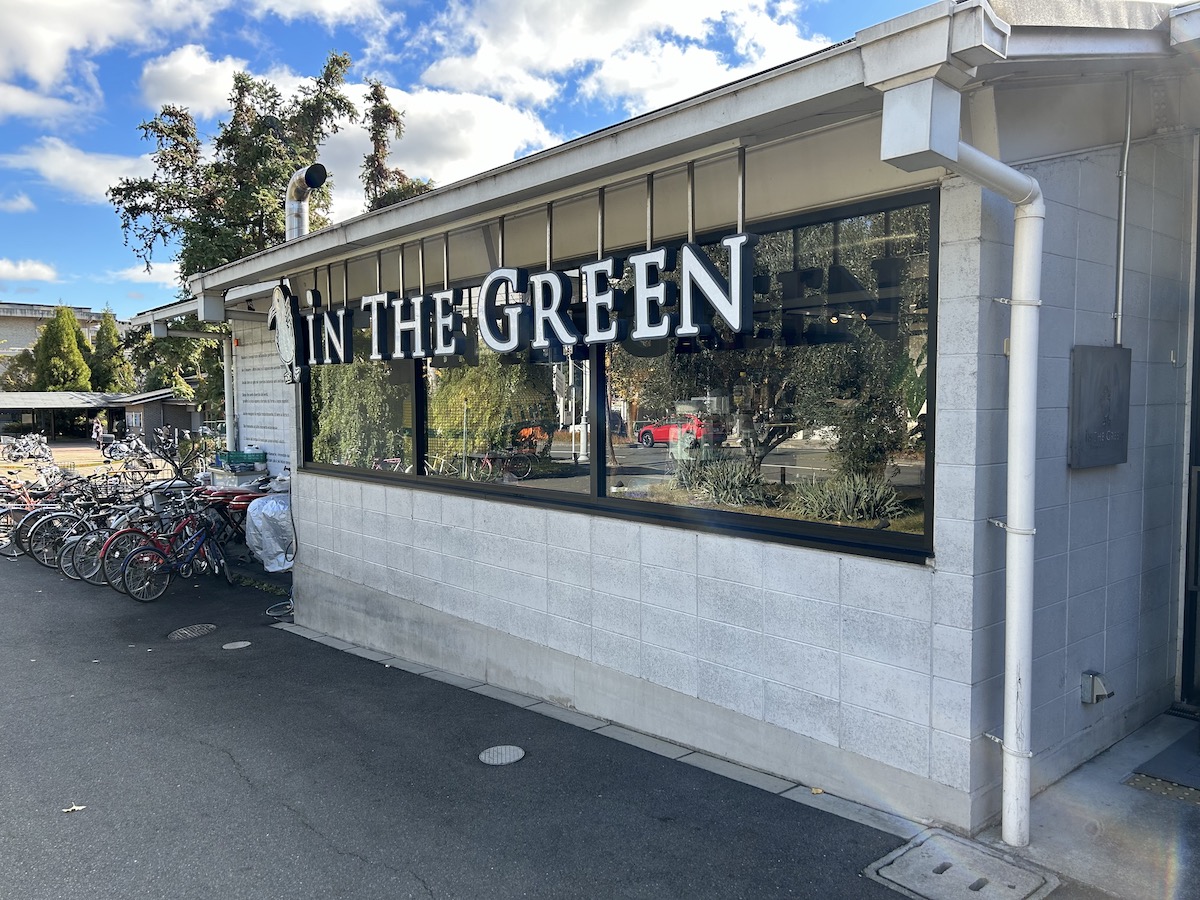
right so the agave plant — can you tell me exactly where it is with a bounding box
[786,473,905,523]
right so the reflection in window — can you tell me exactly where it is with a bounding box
[309,324,417,472]
[606,202,930,536]
[423,288,591,492]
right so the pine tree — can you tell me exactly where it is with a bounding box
[361,79,434,212]
[90,309,136,392]
[33,307,92,391]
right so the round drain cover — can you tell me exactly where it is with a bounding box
[479,745,525,766]
[222,641,251,650]
[168,624,217,641]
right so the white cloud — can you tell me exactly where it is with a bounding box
[0,82,80,123]
[0,192,35,213]
[0,137,154,204]
[107,262,181,288]
[140,44,247,117]
[0,258,58,281]
[418,0,829,113]
[317,84,560,223]
[245,0,389,27]
[0,0,220,90]
[586,3,829,114]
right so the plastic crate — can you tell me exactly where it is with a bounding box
[224,451,267,464]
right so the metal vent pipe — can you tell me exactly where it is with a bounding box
[286,164,327,240]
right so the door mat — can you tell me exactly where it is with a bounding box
[1133,725,1200,791]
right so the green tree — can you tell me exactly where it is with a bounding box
[109,52,357,276]
[361,79,434,212]
[89,309,136,392]
[427,352,555,455]
[122,321,226,400]
[107,52,359,416]
[0,349,36,390]
[33,306,91,391]
[310,355,413,468]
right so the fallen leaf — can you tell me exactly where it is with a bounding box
[62,804,86,813]
[811,787,824,795]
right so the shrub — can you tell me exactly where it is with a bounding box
[671,456,771,507]
[786,473,906,523]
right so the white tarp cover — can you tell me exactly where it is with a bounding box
[245,493,294,573]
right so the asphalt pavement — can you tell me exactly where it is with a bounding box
[0,552,911,900]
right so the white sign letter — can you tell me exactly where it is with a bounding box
[582,258,626,345]
[628,248,675,341]
[478,268,530,353]
[677,234,758,336]
[529,271,579,350]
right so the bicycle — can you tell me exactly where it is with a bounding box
[99,494,211,592]
[424,453,464,477]
[121,520,234,602]
[265,597,294,621]
[468,448,534,482]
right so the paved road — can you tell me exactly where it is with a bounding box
[0,554,915,899]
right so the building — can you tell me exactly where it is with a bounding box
[0,387,200,437]
[134,0,1200,843]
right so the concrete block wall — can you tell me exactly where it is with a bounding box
[1025,137,1191,772]
[231,321,296,474]
[949,135,1195,806]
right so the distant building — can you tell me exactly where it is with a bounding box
[0,301,130,377]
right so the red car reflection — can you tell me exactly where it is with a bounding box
[637,414,726,448]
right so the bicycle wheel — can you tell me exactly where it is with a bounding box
[75,528,113,586]
[28,512,82,568]
[468,457,493,482]
[102,529,152,593]
[58,535,83,579]
[122,546,172,602]
[508,454,533,480]
[204,536,236,585]
[265,599,294,620]
[13,507,57,557]
[0,506,22,557]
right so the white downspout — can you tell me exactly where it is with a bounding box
[869,44,1042,842]
[946,143,1044,847]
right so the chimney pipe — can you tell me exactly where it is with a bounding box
[285,163,327,240]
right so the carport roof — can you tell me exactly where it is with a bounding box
[0,391,131,410]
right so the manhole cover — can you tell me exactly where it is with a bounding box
[168,624,217,641]
[865,830,1057,900]
[479,745,525,766]
[222,640,252,650]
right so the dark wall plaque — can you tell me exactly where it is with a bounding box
[1068,345,1131,468]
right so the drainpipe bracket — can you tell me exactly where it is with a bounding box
[992,297,1041,308]
[985,732,1033,759]
[988,517,1035,536]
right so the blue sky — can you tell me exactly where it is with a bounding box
[0,0,922,321]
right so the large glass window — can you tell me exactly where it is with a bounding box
[308,318,418,473]
[301,192,934,556]
[423,283,592,493]
[604,200,930,536]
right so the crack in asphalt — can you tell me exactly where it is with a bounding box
[278,798,433,896]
